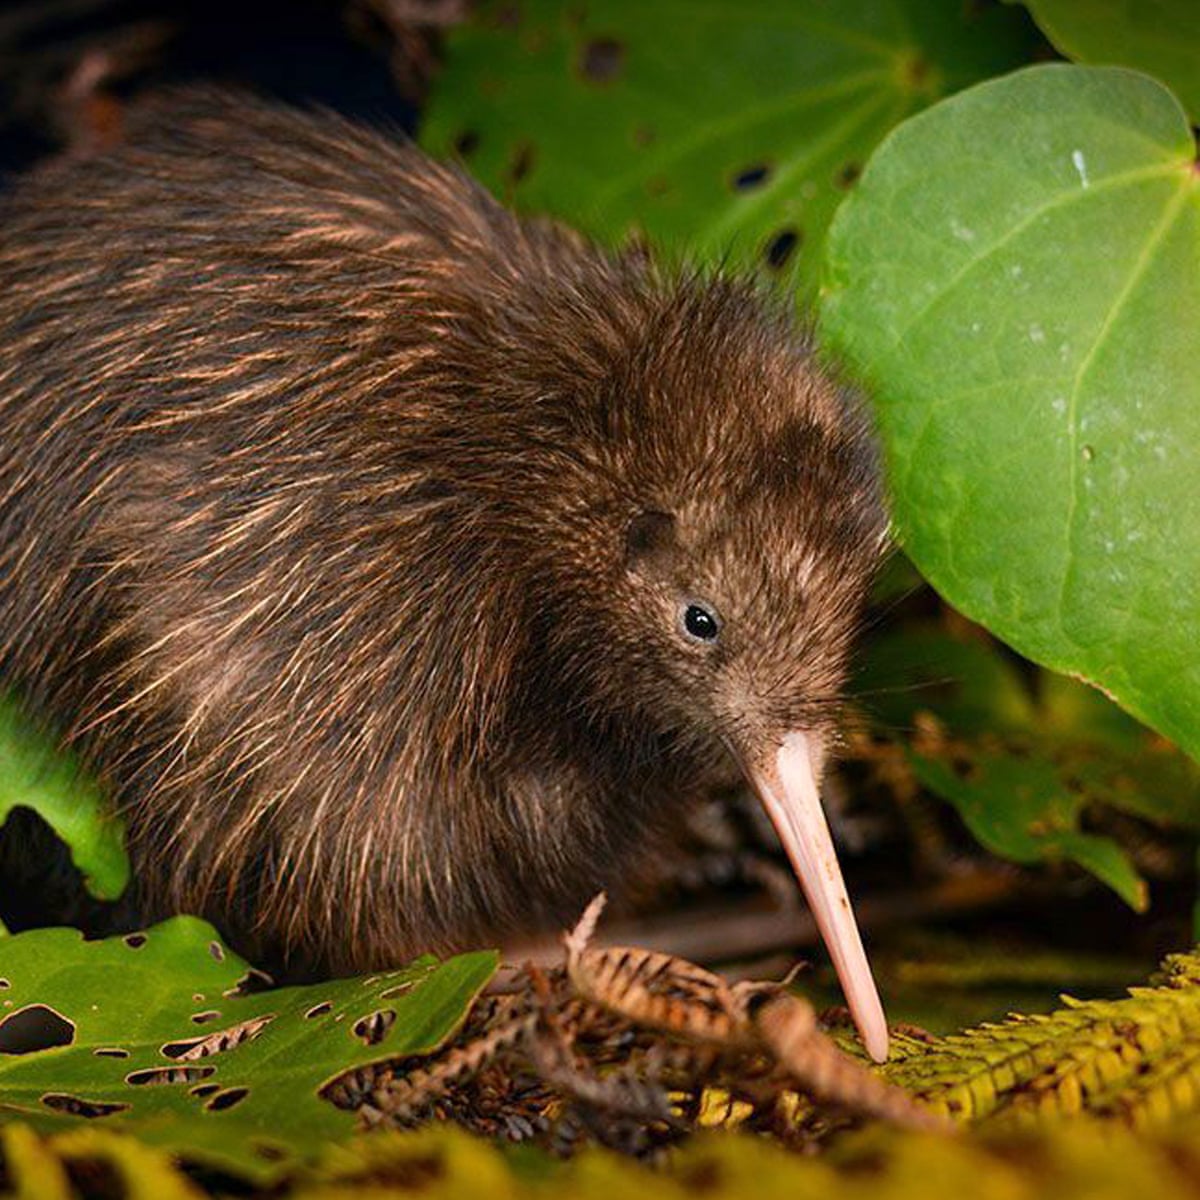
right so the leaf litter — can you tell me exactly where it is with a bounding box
[326,894,944,1160]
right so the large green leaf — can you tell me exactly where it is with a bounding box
[0,693,128,901]
[421,0,1033,300]
[0,919,497,1183]
[1019,0,1200,122]
[822,65,1200,760]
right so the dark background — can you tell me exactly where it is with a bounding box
[0,0,435,182]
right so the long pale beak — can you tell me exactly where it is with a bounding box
[739,729,889,1062]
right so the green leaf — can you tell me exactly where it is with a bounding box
[1018,0,1200,123]
[856,625,1200,907]
[421,0,1033,300]
[822,65,1200,761]
[0,693,128,901]
[0,919,497,1183]
[910,752,1148,909]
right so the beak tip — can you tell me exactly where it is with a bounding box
[744,730,892,1063]
[847,985,890,1062]
[864,1023,890,1064]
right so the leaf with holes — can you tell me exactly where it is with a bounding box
[0,692,128,902]
[823,65,1200,762]
[1018,0,1200,123]
[421,0,1033,300]
[0,918,496,1183]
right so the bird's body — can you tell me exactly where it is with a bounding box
[0,92,889,1054]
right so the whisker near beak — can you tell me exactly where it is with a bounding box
[737,729,889,1062]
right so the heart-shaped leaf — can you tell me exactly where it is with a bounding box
[823,65,1200,761]
[1019,0,1200,122]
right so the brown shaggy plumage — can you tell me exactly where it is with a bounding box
[0,90,884,971]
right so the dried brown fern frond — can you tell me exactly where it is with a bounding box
[328,894,941,1154]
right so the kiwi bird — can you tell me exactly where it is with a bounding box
[0,91,890,1059]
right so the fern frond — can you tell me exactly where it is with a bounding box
[885,948,1200,1126]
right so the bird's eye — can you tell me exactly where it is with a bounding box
[682,603,720,642]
